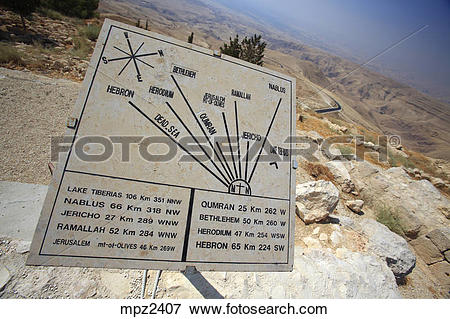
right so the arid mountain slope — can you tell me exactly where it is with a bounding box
[99,0,450,160]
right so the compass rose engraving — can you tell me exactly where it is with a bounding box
[102,32,163,82]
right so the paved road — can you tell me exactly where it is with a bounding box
[315,91,342,113]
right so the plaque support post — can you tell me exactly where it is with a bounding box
[140,270,148,299]
[151,270,162,299]
[140,269,162,299]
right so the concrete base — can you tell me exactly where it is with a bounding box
[0,181,47,241]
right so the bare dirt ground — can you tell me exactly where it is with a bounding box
[0,67,77,185]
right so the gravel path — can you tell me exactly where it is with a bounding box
[0,67,79,185]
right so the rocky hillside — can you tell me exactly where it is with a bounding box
[2,2,449,159]
[0,8,94,81]
[98,0,450,160]
[0,67,449,298]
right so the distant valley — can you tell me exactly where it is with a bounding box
[99,0,450,160]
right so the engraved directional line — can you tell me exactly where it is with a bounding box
[129,101,229,188]
[125,32,141,79]
[222,112,238,179]
[171,75,233,182]
[234,101,242,179]
[105,32,161,81]
[248,98,282,183]
[165,101,231,185]
[216,141,236,181]
[245,140,250,181]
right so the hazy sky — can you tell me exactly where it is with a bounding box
[215,0,450,100]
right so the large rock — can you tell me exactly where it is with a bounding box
[350,160,380,180]
[297,130,324,144]
[392,206,423,239]
[348,161,449,237]
[330,230,343,247]
[359,219,416,278]
[409,236,443,265]
[428,262,450,297]
[429,177,446,189]
[302,237,322,249]
[295,180,339,224]
[438,206,450,219]
[158,247,401,298]
[345,200,364,213]
[0,265,11,291]
[325,161,356,193]
[426,228,450,253]
[321,143,344,161]
[15,240,31,254]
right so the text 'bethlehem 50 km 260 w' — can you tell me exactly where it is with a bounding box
[27,19,296,272]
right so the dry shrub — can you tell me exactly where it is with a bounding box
[71,36,91,58]
[79,24,101,41]
[297,111,337,138]
[375,204,404,236]
[302,162,335,181]
[0,43,24,65]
